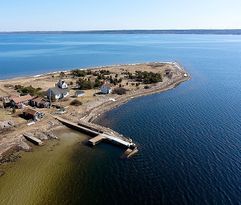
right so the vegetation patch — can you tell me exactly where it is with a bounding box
[70,99,82,106]
[112,87,127,95]
[14,85,43,96]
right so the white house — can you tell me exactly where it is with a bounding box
[100,83,112,94]
[47,87,69,100]
[56,79,68,89]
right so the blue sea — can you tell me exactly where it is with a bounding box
[0,33,241,204]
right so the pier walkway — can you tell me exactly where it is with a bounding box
[54,116,137,151]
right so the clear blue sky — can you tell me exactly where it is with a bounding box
[0,0,241,31]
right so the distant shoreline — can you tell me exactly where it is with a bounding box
[1,29,241,35]
[0,62,175,82]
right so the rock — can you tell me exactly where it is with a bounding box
[46,132,58,139]
[0,120,15,129]
[18,139,32,152]
[37,133,48,140]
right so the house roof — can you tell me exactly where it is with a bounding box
[23,108,38,116]
[101,83,111,89]
[11,94,33,104]
[31,97,45,103]
[48,87,68,96]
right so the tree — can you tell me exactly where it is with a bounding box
[60,71,65,78]
[76,78,93,90]
[71,69,87,77]
[94,78,101,88]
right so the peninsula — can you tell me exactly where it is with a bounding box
[0,62,190,162]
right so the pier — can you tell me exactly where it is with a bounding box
[88,134,106,146]
[54,116,138,157]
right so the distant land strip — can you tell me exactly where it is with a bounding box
[1,29,241,35]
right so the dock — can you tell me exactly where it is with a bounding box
[88,134,106,146]
[123,147,139,158]
[54,116,138,157]
[23,133,43,146]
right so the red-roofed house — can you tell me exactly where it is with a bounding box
[10,94,34,109]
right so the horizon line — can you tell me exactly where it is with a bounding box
[1,29,241,35]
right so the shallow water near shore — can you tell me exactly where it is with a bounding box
[0,128,91,205]
[1,34,241,204]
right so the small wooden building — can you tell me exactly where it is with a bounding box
[75,90,85,97]
[23,108,44,121]
[30,97,50,108]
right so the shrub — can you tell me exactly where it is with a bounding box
[112,87,127,95]
[59,71,65,78]
[70,99,82,106]
[71,69,87,77]
[94,78,102,88]
[15,85,43,96]
[99,70,110,75]
[76,78,93,90]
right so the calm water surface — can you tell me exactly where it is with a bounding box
[0,34,241,205]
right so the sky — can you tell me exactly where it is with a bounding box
[0,0,241,31]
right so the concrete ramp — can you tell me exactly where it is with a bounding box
[88,135,106,146]
[23,133,43,146]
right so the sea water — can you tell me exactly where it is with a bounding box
[0,33,241,204]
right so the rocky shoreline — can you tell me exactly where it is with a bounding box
[0,125,61,165]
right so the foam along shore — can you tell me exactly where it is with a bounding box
[0,61,190,161]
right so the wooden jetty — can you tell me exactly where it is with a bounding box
[54,116,138,157]
[23,133,43,146]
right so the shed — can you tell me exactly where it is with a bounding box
[23,108,44,121]
[75,90,85,97]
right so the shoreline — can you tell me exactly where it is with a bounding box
[81,62,190,123]
[0,61,190,163]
